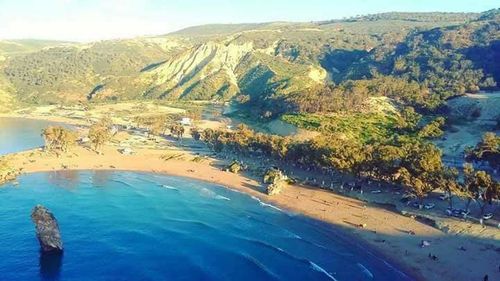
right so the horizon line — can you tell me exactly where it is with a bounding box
[0,9,490,43]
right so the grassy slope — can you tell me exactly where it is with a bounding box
[281,97,399,143]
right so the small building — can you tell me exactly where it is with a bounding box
[180,117,192,126]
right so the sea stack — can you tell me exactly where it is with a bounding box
[31,205,63,252]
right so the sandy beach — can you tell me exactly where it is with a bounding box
[2,5,499,280]
[2,141,499,281]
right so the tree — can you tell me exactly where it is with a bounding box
[470,171,498,220]
[395,106,421,132]
[134,115,170,136]
[461,164,500,223]
[186,108,202,124]
[434,167,460,209]
[190,127,201,141]
[418,117,445,139]
[467,132,500,168]
[170,124,185,141]
[397,142,443,206]
[41,126,77,153]
[321,136,371,188]
[398,167,434,206]
[370,144,404,180]
[461,163,476,213]
[88,118,112,153]
[269,135,290,160]
[150,118,167,136]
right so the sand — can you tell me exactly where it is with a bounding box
[2,144,498,281]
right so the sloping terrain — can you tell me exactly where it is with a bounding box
[435,92,500,157]
[0,39,71,58]
[0,11,489,106]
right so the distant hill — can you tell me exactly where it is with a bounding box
[0,10,498,110]
[0,39,72,57]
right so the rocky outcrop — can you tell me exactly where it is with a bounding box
[263,168,288,196]
[31,205,63,252]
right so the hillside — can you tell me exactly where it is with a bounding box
[0,39,71,58]
[435,91,500,158]
[1,11,494,107]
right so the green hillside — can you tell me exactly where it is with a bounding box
[0,10,498,111]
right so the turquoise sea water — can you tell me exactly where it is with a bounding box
[0,171,412,281]
[0,118,413,280]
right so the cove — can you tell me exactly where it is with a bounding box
[0,117,68,155]
[0,171,413,281]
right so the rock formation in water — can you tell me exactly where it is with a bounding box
[31,205,63,252]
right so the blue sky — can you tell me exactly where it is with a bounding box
[0,0,498,41]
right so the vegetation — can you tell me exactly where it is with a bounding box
[284,76,433,114]
[0,158,19,185]
[1,10,498,218]
[170,124,185,140]
[225,160,243,173]
[282,112,396,144]
[197,124,499,206]
[263,168,288,196]
[2,11,496,106]
[88,118,113,152]
[190,127,201,141]
[41,126,77,153]
[418,117,445,139]
[134,115,172,136]
[462,164,499,219]
[466,132,500,168]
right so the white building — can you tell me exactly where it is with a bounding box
[180,117,192,126]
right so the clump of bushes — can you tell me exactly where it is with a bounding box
[0,158,19,185]
[267,180,286,196]
[225,160,243,173]
[466,132,500,168]
[263,167,288,196]
[41,126,78,153]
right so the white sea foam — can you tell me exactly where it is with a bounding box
[310,261,338,281]
[215,195,230,201]
[382,260,410,279]
[290,232,302,239]
[357,263,374,279]
[251,196,283,211]
[161,184,178,190]
[199,187,230,201]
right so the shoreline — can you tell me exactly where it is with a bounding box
[9,164,424,281]
[0,112,90,126]
[1,115,499,281]
[3,145,499,281]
